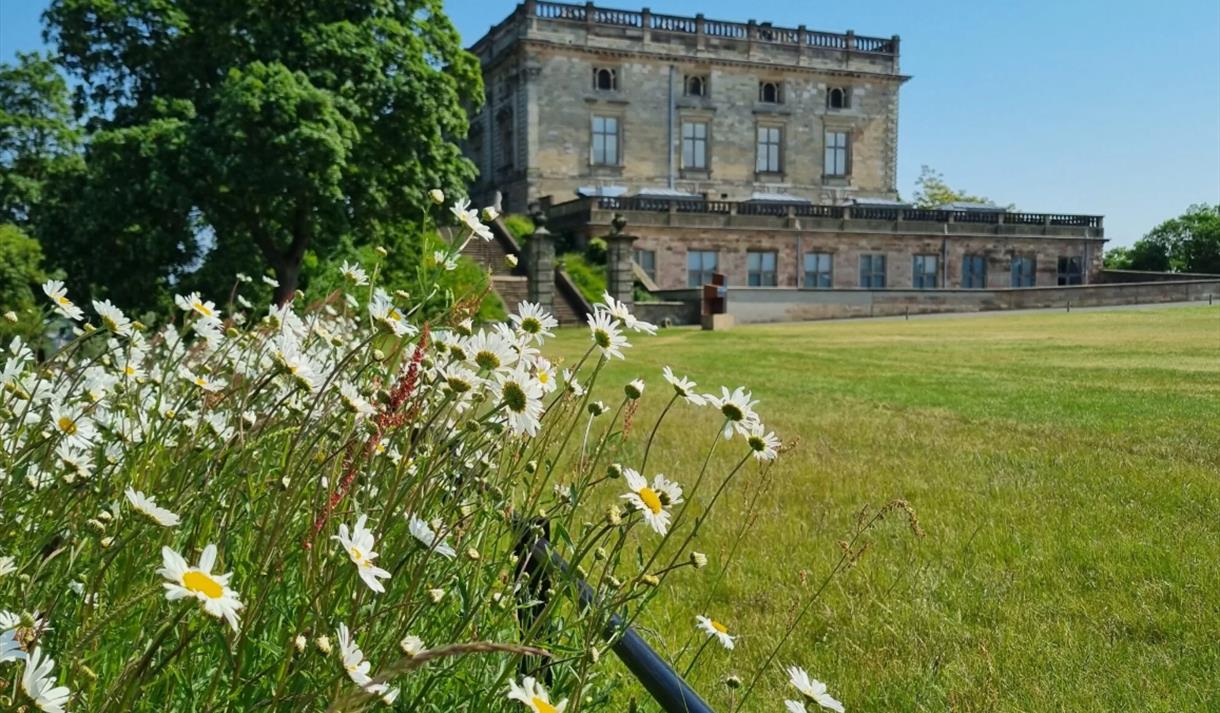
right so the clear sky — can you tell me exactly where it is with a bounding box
[3,0,1218,246]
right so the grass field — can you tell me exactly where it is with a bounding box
[549,305,1220,712]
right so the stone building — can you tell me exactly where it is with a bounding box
[465,2,1106,293]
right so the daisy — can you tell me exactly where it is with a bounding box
[399,634,425,656]
[337,622,374,687]
[599,292,657,334]
[587,309,630,360]
[621,469,683,535]
[41,280,83,321]
[787,666,844,713]
[332,515,392,594]
[746,422,781,462]
[497,366,544,437]
[49,402,95,449]
[661,366,707,406]
[179,365,224,393]
[338,382,377,419]
[695,615,736,649]
[704,386,760,440]
[1,626,24,663]
[433,250,458,271]
[339,260,369,286]
[20,647,70,713]
[369,289,415,337]
[173,292,220,321]
[125,487,181,527]
[158,544,243,632]
[507,676,567,713]
[466,329,517,372]
[533,357,557,394]
[262,275,279,288]
[450,198,494,241]
[509,302,558,344]
[407,515,456,558]
[0,555,16,577]
[92,299,133,336]
[786,702,808,713]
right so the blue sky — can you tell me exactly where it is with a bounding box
[3,1,1218,246]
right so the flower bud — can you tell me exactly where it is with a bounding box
[2,311,16,323]
[315,636,332,654]
[375,246,389,257]
[429,189,445,205]
[690,551,708,569]
[506,254,519,268]
[639,574,660,588]
[605,504,623,526]
[588,401,608,417]
[428,588,446,603]
[606,463,623,479]
[624,379,645,400]
[294,635,307,653]
[482,206,500,221]
[400,635,425,656]
[724,674,742,689]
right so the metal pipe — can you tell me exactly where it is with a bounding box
[523,538,716,713]
[668,64,676,189]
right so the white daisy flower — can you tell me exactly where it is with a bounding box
[92,299,133,336]
[587,309,630,360]
[399,634,425,656]
[337,622,374,687]
[704,386,761,440]
[466,329,518,372]
[339,260,369,286]
[262,275,280,288]
[695,615,736,649]
[1,626,24,663]
[599,292,656,334]
[497,366,544,437]
[179,365,224,393]
[621,469,683,535]
[450,198,493,241]
[338,382,377,419]
[482,205,500,222]
[507,676,567,713]
[661,366,706,406]
[41,280,83,321]
[332,515,392,594]
[369,289,415,337]
[158,544,243,632]
[0,556,15,577]
[20,647,70,713]
[533,357,557,394]
[407,515,456,558]
[787,666,844,713]
[786,702,808,713]
[746,422,781,462]
[49,402,95,449]
[508,302,558,345]
[433,250,459,271]
[125,487,180,527]
[173,292,220,321]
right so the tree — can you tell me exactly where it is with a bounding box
[910,165,1007,209]
[0,223,51,341]
[41,0,482,305]
[1115,204,1220,273]
[0,53,81,226]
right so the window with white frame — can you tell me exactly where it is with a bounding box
[687,250,718,287]
[758,80,783,104]
[681,121,708,170]
[859,254,886,288]
[803,252,833,288]
[913,255,939,288]
[756,126,783,173]
[824,130,849,177]
[747,251,777,286]
[593,67,617,91]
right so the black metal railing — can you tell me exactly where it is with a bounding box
[516,533,715,713]
[569,196,1103,229]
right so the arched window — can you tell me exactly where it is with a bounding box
[593,67,617,91]
[827,87,848,110]
[685,74,706,97]
[759,80,782,104]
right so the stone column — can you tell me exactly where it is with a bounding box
[604,212,637,311]
[526,206,555,312]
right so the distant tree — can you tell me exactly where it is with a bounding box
[911,165,1008,209]
[0,52,81,226]
[39,0,482,306]
[0,223,51,341]
[1103,246,1132,269]
[1120,204,1220,273]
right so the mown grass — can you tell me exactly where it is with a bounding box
[549,305,1220,712]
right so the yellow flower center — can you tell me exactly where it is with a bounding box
[711,620,729,634]
[350,546,365,564]
[55,295,72,307]
[387,309,402,322]
[124,366,136,376]
[532,697,559,713]
[638,487,663,514]
[538,371,550,384]
[193,301,213,317]
[183,570,224,599]
[57,416,77,435]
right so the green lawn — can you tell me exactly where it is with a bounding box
[548,306,1220,712]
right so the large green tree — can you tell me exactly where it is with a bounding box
[910,165,1009,209]
[1106,204,1220,274]
[38,0,481,306]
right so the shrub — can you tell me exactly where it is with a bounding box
[0,223,50,343]
[559,251,607,304]
[501,213,534,243]
[584,237,608,265]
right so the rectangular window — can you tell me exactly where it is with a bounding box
[962,254,987,288]
[687,250,718,287]
[681,121,708,170]
[634,248,656,281]
[1011,256,1036,287]
[747,251,777,287]
[1057,256,1083,285]
[824,130,849,177]
[803,252,833,288]
[756,126,783,173]
[591,116,619,166]
[859,254,886,288]
[913,255,939,289]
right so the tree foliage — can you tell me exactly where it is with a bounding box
[1106,204,1220,274]
[0,223,51,341]
[910,165,1006,209]
[29,0,482,308]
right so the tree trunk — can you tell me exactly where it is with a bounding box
[273,260,299,306]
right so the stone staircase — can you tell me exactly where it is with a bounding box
[460,217,591,325]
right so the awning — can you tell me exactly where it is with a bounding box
[850,197,910,208]
[635,187,703,199]
[748,191,811,203]
[938,201,1002,211]
[576,185,628,198]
